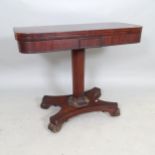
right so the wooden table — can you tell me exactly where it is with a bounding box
[14,23,142,132]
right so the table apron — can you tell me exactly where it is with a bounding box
[17,33,141,53]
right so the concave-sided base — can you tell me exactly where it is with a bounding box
[41,87,120,133]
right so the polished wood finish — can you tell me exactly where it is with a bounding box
[14,23,142,53]
[14,23,142,133]
[41,87,120,132]
[72,49,85,97]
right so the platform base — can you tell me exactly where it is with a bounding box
[41,87,120,133]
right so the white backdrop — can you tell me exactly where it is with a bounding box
[0,0,155,155]
[0,0,155,93]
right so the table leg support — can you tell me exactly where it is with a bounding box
[40,49,120,133]
[41,87,120,133]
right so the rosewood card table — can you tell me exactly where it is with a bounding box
[14,23,142,132]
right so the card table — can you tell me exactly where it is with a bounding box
[14,23,142,132]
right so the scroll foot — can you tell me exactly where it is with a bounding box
[48,122,62,133]
[110,108,120,116]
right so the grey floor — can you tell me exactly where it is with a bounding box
[0,86,155,155]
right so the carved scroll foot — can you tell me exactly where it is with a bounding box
[110,108,120,116]
[99,100,120,116]
[48,122,62,133]
[40,95,68,109]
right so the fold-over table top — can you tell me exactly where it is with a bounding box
[14,23,141,33]
[14,22,142,53]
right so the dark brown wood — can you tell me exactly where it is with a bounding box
[14,23,142,133]
[72,49,85,97]
[14,23,142,53]
[41,87,120,132]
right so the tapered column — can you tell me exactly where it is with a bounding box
[72,49,85,97]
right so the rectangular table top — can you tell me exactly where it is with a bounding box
[14,22,141,33]
[14,22,142,53]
